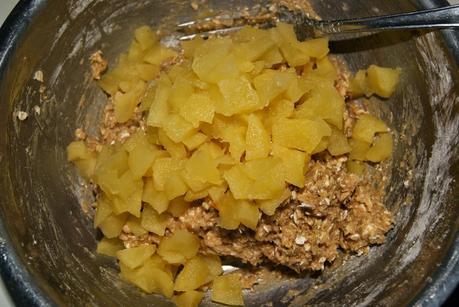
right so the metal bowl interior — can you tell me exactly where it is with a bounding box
[0,0,458,306]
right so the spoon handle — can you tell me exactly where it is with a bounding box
[314,4,459,34]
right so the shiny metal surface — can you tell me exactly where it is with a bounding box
[178,4,459,40]
[310,4,459,34]
[0,0,458,306]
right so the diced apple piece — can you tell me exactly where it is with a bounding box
[168,76,194,113]
[235,200,261,230]
[365,133,393,162]
[211,274,244,306]
[126,216,148,236]
[164,171,188,200]
[179,93,215,127]
[126,135,163,179]
[134,26,158,50]
[311,137,329,155]
[168,197,191,217]
[272,144,308,187]
[114,81,146,123]
[367,65,401,98]
[215,192,240,230]
[246,114,271,160]
[94,198,113,228]
[172,291,205,307]
[96,237,125,257]
[157,230,200,264]
[147,80,170,127]
[349,138,371,161]
[157,129,187,159]
[174,256,211,291]
[346,160,366,176]
[295,83,344,129]
[202,254,223,278]
[352,114,388,143]
[152,157,185,191]
[349,70,369,97]
[117,245,156,269]
[217,77,261,116]
[67,141,92,161]
[99,213,129,238]
[208,185,228,203]
[328,129,352,156]
[192,37,232,82]
[162,114,196,143]
[253,70,294,106]
[144,45,177,65]
[184,189,208,202]
[182,150,222,192]
[257,188,290,216]
[142,178,169,213]
[183,132,208,151]
[272,118,332,153]
[141,205,171,236]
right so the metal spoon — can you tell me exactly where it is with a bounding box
[177,4,459,40]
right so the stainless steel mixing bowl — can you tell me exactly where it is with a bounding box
[0,0,458,306]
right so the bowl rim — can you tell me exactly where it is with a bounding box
[0,0,457,306]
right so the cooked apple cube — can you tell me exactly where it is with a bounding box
[352,114,388,143]
[182,150,222,192]
[349,138,371,161]
[245,114,271,160]
[147,80,170,127]
[235,200,261,230]
[162,114,196,143]
[126,216,148,236]
[346,160,366,176]
[349,70,369,97]
[367,65,401,98]
[179,93,215,128]
[192,37,233,81]
[117,245,156,269]
[217,77,261,116]
[184,189,208,202]
[94,198,113,228]
[167,197,191,217]
[134,26,158,50]
[144,45,177,66]
[215,192,240,230]
[157,129,187,159]
[96,237,125,257]
[295,83,344,129]
[272,118,332,153]
[168,76,194,113]
[99,213,129,238]
[257,188,290,216]
[272,144,308,187]
[127,139,163,179]
[152,157,185,191]
[142,178,169,213]
[113,81,146,123]
[174,256,211,291]
[328,129,352,156]
[253,70,294,106]
[141,205,171,236]
[365,132,393,162]
[211,274,244,306]
[67,141,92,161]
[183,132,208,151]
[172,291,205,307]
[163,171,189,200]
[157,230,200,264]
